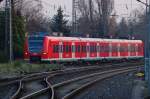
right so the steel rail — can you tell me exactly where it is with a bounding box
[62,67,139,99]
[10,71,60,99]
[10,64,109,99]
[10,62,143,99]
[47,62,143,85]
[51,66,142,99]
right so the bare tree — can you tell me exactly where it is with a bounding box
[108,16,117,38]
[77,0,114,37]
[13,0,50,32]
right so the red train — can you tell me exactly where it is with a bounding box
[24,32,144,63]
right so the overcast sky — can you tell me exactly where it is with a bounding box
[42,0,145,21]
[0,0,146,20]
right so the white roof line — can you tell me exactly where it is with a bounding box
[46,36,142,43]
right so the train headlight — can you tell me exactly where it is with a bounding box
[43,52,47,55]
[25,52,28,55]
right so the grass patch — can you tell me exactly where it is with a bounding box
[0,61,62,77]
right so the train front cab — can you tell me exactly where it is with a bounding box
[24,33,49,62]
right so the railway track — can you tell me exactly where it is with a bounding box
[47,62,142,85]
[7,62,143,99]
[10,72,59,99]
[52,66,141,99]
[9,65,108,99]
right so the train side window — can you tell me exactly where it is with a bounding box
[84,46,86,52]
[97,45,99,52]
[107,46,109,52]
[130,46,132,52]
[81,46,84,52]
[120,46,122,52]
[99,46,101,52]
[130,45,134,52]
[120,46,125,52]
[135,45,138,52]
[100,45,103,52]
[72,45,75,52]
[53,45,59,53]
[76,45,80,52]
[91,45,93,52]
[132,46,135,52]
[94,45,97,52]
[63,45,65,52]
[138,46,141,52]
[112,46,116,52]
[132,46,134,52]
[78,45,81,52]
[87,46,89,52]
[69,45,71,52]
[56,45,59,53]
[93,45,95,52]
[53,45,55,53]
[97,46,99,52]
[90,45,92,52]
[59,45,62,53]
[104,46,106,52]
[82,46,86,52]
[92,45,94,52]
[66,45,69,53]
[105,46,108,52]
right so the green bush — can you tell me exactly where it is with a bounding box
[0,61,62,76]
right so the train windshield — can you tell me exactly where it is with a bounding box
[28,32,49,53]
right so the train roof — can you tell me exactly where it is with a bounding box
[46,36,143,43]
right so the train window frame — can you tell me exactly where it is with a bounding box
[87,46,89,52]
[69,45,71,52]
[66,45,69,53]
[59,45,63,53]
[72,45,75,52]
[112,45,117,52]
[81,46,86,52]
[53,45,59,53]
[100,45,104,52]
[63,45,66,53]
[76,45,80,53]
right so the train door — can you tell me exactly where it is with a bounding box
[97,42,99,58]
[89,42,97,58]
[59,41,63,59]
[120,42,128,57]
[124,42,129,57]
[111,42,118,58]
[72,42,75,59]
[51,41,59,59]
[75,41,81,59]
[118,43,120,58]
[128,42,131,57]
[130,43,136,57]
[87,42,90,59]
[81,41,87,59]
[135,43,138,57]
[62,41,72,59]
[109,41,112,58]
[100,41,109,58]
